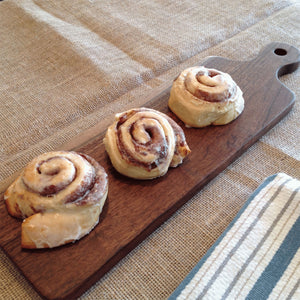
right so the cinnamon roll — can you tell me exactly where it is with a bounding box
[4,151,108,249]
[104,108,191,179]
[168,66,244,127]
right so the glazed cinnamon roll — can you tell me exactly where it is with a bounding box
[4,151,108,249]
[104,108,191,179]
[168,66,244,127]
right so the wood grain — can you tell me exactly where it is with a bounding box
[0,42,299,300]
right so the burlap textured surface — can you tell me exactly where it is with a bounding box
[0,0,299,299]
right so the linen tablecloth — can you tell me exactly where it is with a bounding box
[0,1,299,299]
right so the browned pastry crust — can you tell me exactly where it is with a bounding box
[4,151,108,249]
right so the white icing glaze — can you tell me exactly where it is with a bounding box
[22,204,104,248]
[5,151,108,249]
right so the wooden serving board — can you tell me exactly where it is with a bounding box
[0,42,299,300]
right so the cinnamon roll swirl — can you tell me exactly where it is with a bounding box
[4,151,108,249]
[168,66,244,127]
[104,108,191,179]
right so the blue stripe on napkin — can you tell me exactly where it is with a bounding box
[246,216,300,300]
[169,173,300,300]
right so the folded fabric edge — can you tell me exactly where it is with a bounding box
[168,172,290,299]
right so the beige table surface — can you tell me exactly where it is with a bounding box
[0,1,299,299]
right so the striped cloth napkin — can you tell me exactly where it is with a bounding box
[169,173,300,300]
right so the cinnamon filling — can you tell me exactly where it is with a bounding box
[185,68,236,103]
[70,154,108,206]
[23,156,77,196]
[116,116,169,171]
[21,153,107,207]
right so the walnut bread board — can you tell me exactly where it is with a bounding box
[0,42,299,300]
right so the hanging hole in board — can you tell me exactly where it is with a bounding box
[274,48,287,56]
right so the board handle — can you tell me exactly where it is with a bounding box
[257,42,300,77]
